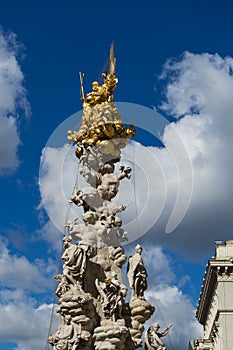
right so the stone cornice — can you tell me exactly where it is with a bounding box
[196,262,217,325]
[196,256,233,324]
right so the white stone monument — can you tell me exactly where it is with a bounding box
[48,44,171,350]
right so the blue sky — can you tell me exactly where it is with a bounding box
[1,0,233,349]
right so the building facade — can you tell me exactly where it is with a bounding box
[194,240,233,350]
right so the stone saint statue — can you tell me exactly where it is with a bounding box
[145,323,172,350]
[61,236,89,287]
[95,273,125,321]
[127,244,148,298]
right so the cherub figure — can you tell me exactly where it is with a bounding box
[97,173,119,201]
[83,81,106,107]
[55,274,69,297]
[65,213,99,248]
[97,166,131,201]
[105,217,128,246]
[80,165,99,187]
[145,323,172,350]
[69,186,103,211]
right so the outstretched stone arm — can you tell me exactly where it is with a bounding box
[145,329,165,350]
[145,323,172,350]
[159,324,172,337]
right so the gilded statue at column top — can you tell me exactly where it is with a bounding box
[68,43,136,159]
[81,44,118,108]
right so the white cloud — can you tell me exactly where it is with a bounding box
[0,115,20,171]
[150,52,233,256]
[146,286,202,349]
[0,294,58,349]
[143,246,202,349]
[0,237,59,349]
[37,219,64,252]
[143,245,176,285]
[160,53,233,119]
[38,145,81,249]
[0,30,30,175]
[0,236,54,292]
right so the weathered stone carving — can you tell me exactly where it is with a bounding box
[49,45,169,350]
[127,244,148,299]
[128,298,155,348]
[144,323,172,350]
[61,236,90,287]
[93,322,129,350]
[95,272,125,322]
[194,337,214,350]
